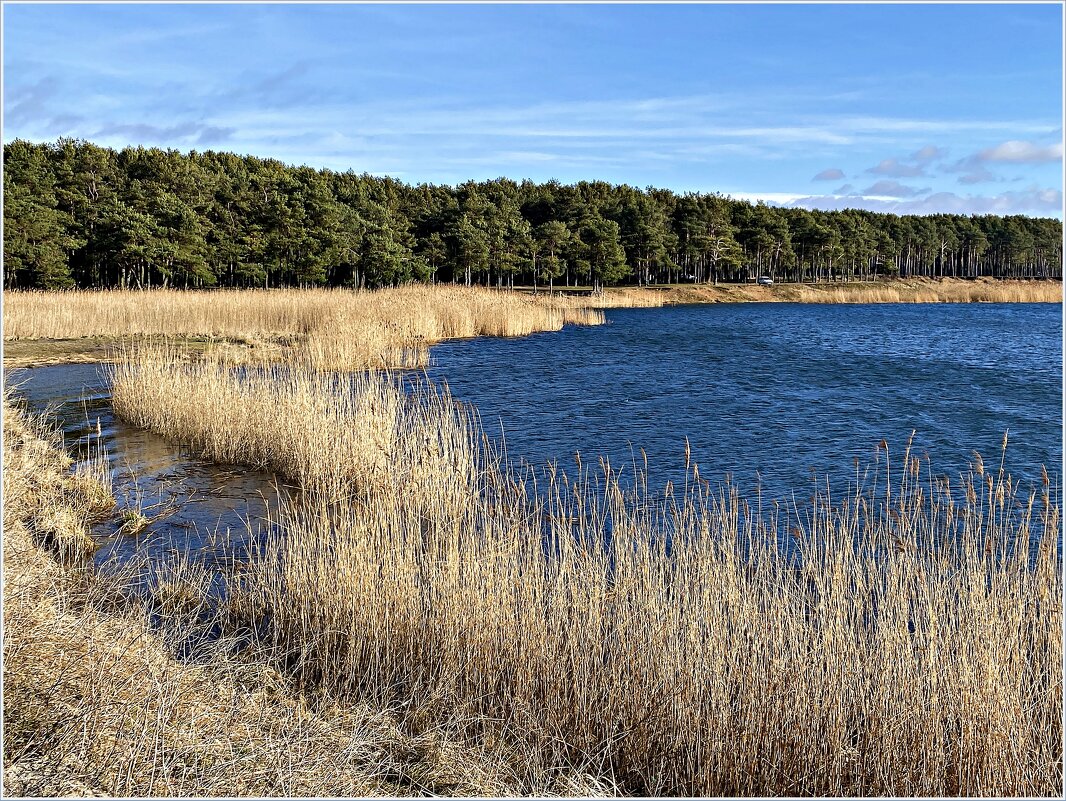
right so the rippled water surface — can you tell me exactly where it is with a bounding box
[428,303,1062,498]
[8,302,1061,567]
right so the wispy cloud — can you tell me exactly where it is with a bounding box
[866,158,926,178]
[813,167,844,181]
[910,144,947,162]
[5,75,61,127]
[92,121,235,145]
[976,139,1063,163]
[862,179,928,198]
[217,62,317,109]
[106,22,231,48]
[838,116,1058,135]
[765,186,1062,216]
[864,145,949,179]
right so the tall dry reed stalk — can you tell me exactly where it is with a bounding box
[571,287,667,308]
[3,392,572,797]
[109,347,1063,796]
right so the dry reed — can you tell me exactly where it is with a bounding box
[108,346,1064,796]
[4,281,1050,370]
[2,286,609,370]
[1,282,1053,344]
[815,280,1062,304]
[660,277,1062,305]
[4,394,593,797]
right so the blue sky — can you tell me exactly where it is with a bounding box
[4,3,1063,216]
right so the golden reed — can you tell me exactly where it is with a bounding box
[3,286,664,369]
[106,347,1063,796]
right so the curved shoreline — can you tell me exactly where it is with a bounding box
[610,276,1062,305]
[2,279,1059,370]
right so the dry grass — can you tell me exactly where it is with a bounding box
[2,286,608,370]
[808,278,1062,304]
[571,287,667,308]
[107,347,1064,797]
[655,277,1062,305]
[3,281,1051,370]
[1,389,108,565]
[3,393,611,797]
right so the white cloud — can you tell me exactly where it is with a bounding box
[813,167,845,181]
[775,187,1062,216]
[942,139,1062,184]
[977,140,1063,163]
[862,180,927,198]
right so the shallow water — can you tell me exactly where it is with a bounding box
[428,303,1063,498]
[6,362,291,579]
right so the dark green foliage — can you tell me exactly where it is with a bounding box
[3,139,1062,289]
[4,140,76,288]
[575,215,630,290]
[532,220,570,291]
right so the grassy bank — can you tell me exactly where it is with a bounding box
[4,279,1056,370]
[4,393,617,796]
[2,285,651,370]
[644,276,1063,304]
[104,347,1063,796]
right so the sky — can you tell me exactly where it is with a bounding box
[3,2,1064,217]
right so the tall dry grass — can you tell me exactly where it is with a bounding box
[663,278,1063,305]
[811,279,1063,304]
[109,347,1064,796]
[3,393,589,797]
[2,286,609,370]
[5,281,1050,369]
[574,287,667,308]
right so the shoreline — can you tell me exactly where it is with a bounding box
[1,399,520,797]
[611,276,1062,305]
[2,278,1059,370]
[4,325,1061,796]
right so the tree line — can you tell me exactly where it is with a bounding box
[4,138,1062,290]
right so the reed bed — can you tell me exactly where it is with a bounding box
[2,286,608,370]
[108,347,1064,796]
[3,281,1051,370]
[1,281,1053,343]
[663,278,1062,305]
[813,280,1062,304]
[3,393,577,797]
[570,287,666,308]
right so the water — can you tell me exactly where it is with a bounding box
[5,362,291,579]
[7,303,1061,574]
[427,303,1062,499]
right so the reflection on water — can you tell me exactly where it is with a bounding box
[6,362,293,582]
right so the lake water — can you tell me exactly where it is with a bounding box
[428,303,1062,499]
[6,362,289,580]
[7,302,1061,574]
